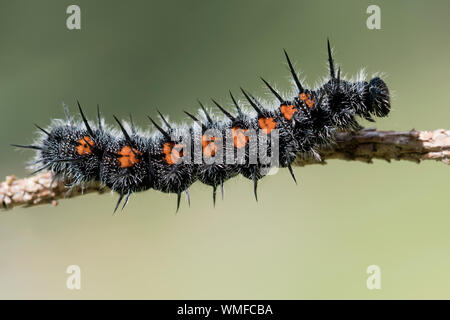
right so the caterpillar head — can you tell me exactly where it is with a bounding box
[367,77,390,118]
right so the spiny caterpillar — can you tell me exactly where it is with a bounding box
[13,40,391,212]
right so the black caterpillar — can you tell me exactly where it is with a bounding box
[13,40,391,212]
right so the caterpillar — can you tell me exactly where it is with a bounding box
[12,40,391,212]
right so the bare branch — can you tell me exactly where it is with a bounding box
[2,129,449,210]
[294,128,450,166]
[0,172,102,210]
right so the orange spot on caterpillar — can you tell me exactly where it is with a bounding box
[76,136,95,155]
[203,143,217,158]
[300,92,312,102]
[162,142,184,165]
[258,117,277,134]
[117,145,142,168]
[280,104,297,120]
[201,135,215,148]
[201,135,219,158]
[231,127,248,149]
[305,99,315,108]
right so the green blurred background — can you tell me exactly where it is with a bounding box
[1,0,449,299]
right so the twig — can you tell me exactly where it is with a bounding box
[2,129,449,210]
